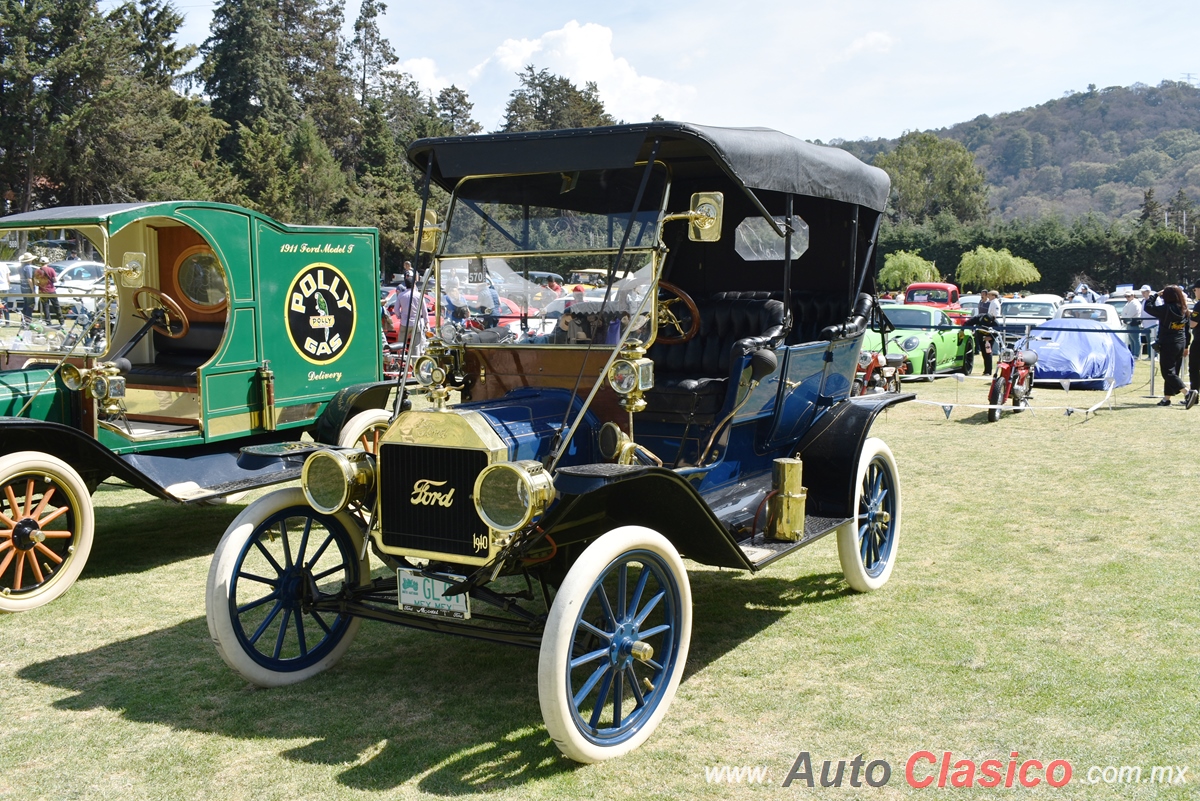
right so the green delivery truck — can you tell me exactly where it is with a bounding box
[0,202,395,611]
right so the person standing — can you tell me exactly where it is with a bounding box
[1144,284,1189,405]
[966,290,1001,374]
[1185,280,1200,410]
[391,266,425,358]
[34,258,63,324]
[1139,285,1157,359]
[17,252,36,322]
[0,260,9,322]
[1120,290,1143,357]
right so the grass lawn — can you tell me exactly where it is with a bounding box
[2,360,1198,799]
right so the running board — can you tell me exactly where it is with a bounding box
[738,514,849,570]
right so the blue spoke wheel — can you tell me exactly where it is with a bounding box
[206,488,368,686]
[837,438,901,592]
[539,526,691,763]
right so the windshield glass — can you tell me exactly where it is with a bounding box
[906,288,948,303]
[443,165,668,256]
[1002,302,1054,317]
[881,308,934,329]
[1,226,114,359]
[435,253,656,348]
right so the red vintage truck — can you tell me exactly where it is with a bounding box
[903,281,969,324]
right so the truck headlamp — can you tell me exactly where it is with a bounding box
[472,460,555,533]
[302,448,376,514]
[414,355,445,386]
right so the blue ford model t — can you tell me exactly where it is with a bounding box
[205,122,907,762]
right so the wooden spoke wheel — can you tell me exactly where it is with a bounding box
[0,452,95,612]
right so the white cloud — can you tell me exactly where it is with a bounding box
[481,21,697,123]
[398,57,451,94]
[844,31,895,58]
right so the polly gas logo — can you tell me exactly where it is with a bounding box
[286,263,356,364]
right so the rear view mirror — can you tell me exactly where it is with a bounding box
[688,192,723,242]
[118,251,145,288]
[415,210,442,254]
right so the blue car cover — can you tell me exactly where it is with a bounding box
[1027,318,1134,389]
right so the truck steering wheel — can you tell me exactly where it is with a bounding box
[132,287,190,339]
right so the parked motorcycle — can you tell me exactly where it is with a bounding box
[980,328,1037,422]
[851,349,908,395]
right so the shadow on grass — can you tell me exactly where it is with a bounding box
[84,485,244,579]
[17,569,848,793]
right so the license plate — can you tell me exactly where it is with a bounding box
[398,569,471,620]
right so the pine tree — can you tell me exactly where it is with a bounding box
[349,0,396,105]
[501,66,615,133]
[200,0,295,138]
[1139,188,1163,228]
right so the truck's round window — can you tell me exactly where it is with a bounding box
[175,245,227,311]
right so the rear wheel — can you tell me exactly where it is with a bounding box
[987,377,1007,423]
[539,526,691,763]
[206,488,368,687]
[837,438,901,592]
[337,408,392,453]
[0,452,94,612]
[958,340,974,374]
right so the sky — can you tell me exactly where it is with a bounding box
[166,0,1200,142]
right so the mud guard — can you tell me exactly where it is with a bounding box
[794,392,914,519]
[0,418,322,501]
[311,381,394,444]
[0,417,175,497]
[546,465,753,570]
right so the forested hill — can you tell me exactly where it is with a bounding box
[836,81,1200,223]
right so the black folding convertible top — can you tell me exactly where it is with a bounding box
[407,121,890,213]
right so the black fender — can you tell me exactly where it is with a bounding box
[312,381,395,444]
[543,465,752,570]
[0,417,173,498]
[794,392,914,519]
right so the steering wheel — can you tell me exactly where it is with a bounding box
[655,281,700,345]
[132,287,190,339]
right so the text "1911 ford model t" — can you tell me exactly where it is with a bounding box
[205,122,908,762]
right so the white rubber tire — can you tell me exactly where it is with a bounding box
[837,438,901,592]
[337,408,392,452]
[205,488,368,687]
[0,451,94,612]
[538,526,692,763]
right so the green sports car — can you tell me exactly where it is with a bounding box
[862,303,975,378]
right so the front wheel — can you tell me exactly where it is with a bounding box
[837,438,901,592]
[851,377,864,397]
[987,377,1007,423]
[1012,370,1033,411]
[923,347,937,380]
[0,452,95,612]
[206,488,369,687]
[538,526,692,763]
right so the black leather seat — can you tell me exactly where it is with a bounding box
[126,323,224,388]
[786,291,846,344]
[646,292,785,421]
